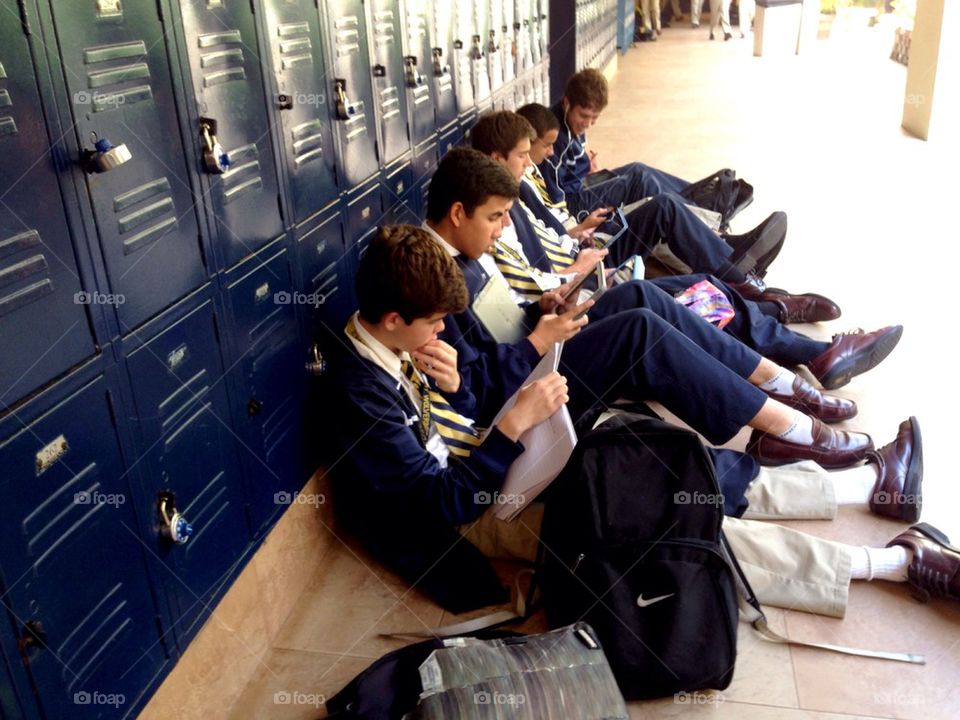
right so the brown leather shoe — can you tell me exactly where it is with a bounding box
[761,290,842,324]
[761,376,857,423]
[868,416,922,522]
[747,417,873,468]
[887,523,960,603]
[806,325,903,390]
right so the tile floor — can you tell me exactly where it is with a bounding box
[223,17,960,720]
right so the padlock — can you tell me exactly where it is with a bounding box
[487,29,498,54]
[82,134,132,173]
[431,47,447,76]
[200,119,230,174]
[305,343,326,376]
[403,56,422,87]
[158,491,194,545]
[334,79,359,120]
[470,34,483,60]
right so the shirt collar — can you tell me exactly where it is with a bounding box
[421,221,460,257]
[346,311,407,382]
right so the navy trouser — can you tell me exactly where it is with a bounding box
[561,303,768,445]
[644,275,831,367]
[567,161,689,215]
[600,193,736,277]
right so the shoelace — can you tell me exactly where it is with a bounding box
[833,328,865,341]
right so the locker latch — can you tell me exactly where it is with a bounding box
[277,93,294,110]
[18,620,47,663]
[158,491,194,545]
[403,56,422,87]
[305,343,326,376]
[431,47,447,76]
[200,118,231,174]
[470,35,483,60]
[81,133,132,174]
[372,64,386,78]
[334,79,358,120]
[487,30,498,54]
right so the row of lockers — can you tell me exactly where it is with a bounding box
[0,0,553,717]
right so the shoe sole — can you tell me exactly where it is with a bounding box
[818,325,904,390]
[901,416,923,522]
[751,233,787,279]
[733,212,788,275]
[911,521,958,553]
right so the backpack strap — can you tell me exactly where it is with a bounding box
[718,532,925,665]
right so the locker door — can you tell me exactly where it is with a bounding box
[125,300,250,644]
[531,0,543,63]
[48,0,207,333]
[400,0,435,145]
[295,206,351,337]
[260,0,339,224]
[0,377,165,719]
[426,0,457,128]
[500,0,516,84]
[383,160,418,224]
[516,0,533,73]
[343,179,383,312]
[450,1,475,112]
[366,0,411,166]
[469,0,492,102]
[224,244,304,536]
[323,0,380,186]
[0,8,97,409]
[176,0,284,269]
[484,0,503,92]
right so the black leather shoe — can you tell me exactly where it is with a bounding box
[887,523,960,603]
[806,326,903,390]
[726,211,788,278]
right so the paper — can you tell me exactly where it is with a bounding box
[471,272,529,344]
[485,342,578,521]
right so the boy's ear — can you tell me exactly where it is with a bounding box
[449,201,465,228]
[381,311,404,331]
[561,97,569,113]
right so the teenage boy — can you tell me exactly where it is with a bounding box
[471,110,902,390]
[541,69,785,278]
[423,147,888,469]
[327,224,958,620]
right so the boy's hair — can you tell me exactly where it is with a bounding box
[516,103,560,137]
[469,110,537,158]
[564,68,609,111]
[357,225,468,324]
[426,147,519,223]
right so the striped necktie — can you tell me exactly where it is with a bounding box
[489,243,545,303]
[345,317,482,458]
[518,201,576,272]
[399,360,482,458]
[528,166,568,211]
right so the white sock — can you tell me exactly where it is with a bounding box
[758,368,796,396]
[777,413,814,445]
[849,545,911,582]
[830,464,880,505]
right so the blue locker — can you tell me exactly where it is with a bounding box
[175,0,285,269]
[412,138,439,195]
[0,626,26,720]
[515,0,534,73]
[483,0,504,93]
[124,298,250,646]
[0,375,166,719]
[45,0,208,333]
[467,1,492,104]
[400,0,436,146]
[343,178,384,310]
[426,0,458,129]
[0,9,97,409]
[532,0,546,63]
[366,0,412,166]
[224,241,305,537]
[501,0,517,84]
[260,0,340,224]
[382,159,419,225]
[322,0,380,186]
[450,2,476,113]
[294,204,352,337]
[437,122,462,159]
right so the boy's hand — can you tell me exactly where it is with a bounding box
[588,149,600,173]
[412,340,460,394]
[584,207,611,229]
[539,290,567,315]
[497,372,569,441]
[527,299,593,354]
[567,247,608,275]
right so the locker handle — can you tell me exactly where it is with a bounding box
[372,64,386,78]
[158,491,194,545]
[18,620,47,662]
[470,35,483,60]
[403,56,422,87]
[247,398,263,416]
[431,48,447,76]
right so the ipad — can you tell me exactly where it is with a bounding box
[582,169,618,189]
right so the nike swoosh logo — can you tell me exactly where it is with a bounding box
[636,592,675,608]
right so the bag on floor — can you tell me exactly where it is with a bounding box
[679,168,754,230]
[539,412,740,700]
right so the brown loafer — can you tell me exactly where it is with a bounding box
[747,417,874,468]
[887,523,960,603]
[806,325,903,390]
[868,416,922,522]
[761,376,857,423]
[761,290,842,324]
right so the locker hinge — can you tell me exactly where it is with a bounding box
[156,0,165,22]
[277,193,285,224]
[17,0,32,35]
[105,389,121,430]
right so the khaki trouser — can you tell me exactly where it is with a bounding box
[459,460,854,618]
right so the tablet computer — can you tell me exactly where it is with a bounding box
[581,169,618,189]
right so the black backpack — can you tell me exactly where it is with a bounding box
[539,412,739,700]
[680,168,754,231]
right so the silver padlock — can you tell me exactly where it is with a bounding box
[200,119,230,174]
[305,343,326,376]
[83,134,132,173]
[334,79,359,120]
[159,492,194,545]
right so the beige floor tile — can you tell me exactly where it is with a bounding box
[226,647,372,720]
[270,543,444,658]
[628,698,891,719]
